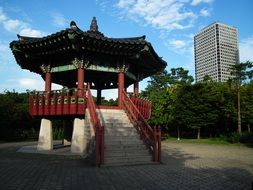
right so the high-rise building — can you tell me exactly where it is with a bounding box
[194,22,239,82]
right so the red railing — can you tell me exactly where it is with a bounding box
[86,85,104,167]
[130,96,152,119]
[122,91,161,162]
[28,88,86,116]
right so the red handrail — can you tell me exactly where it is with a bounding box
[130,96,152,119]
[86,84,104,166]
[122,91,161,162]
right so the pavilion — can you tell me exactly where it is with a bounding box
[10,17,166,166]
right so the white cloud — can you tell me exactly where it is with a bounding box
[200,8,210,17]
[0,42,8,52]
[3,19,25,32]
[19,78,40,88]
[0,7,7,22]
[0,7,46,37]
[0,41,14,72]
[239,35,253,62]
[169,39,186,49]
[51,12,68,27]
[117,0,135,8]
[0,77,61,92]
[114,0,197,31]
[20,28,45,37]
[191,0,213,6]
[99,89,118,100]
[16,77,62,91]
[167,34,194,55]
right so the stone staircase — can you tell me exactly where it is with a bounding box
[97,109,153,166]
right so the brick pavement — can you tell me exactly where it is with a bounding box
[0,141,252,190]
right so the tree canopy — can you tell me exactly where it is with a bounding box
[142,62,253,139]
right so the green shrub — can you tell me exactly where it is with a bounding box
[225,132,253,145]
[240,132,253,144]
[53,127,63,140]
[226,132,241,143]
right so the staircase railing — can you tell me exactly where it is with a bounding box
[86,84,104,166]
[130,96,152,119]
[122,91,161,162]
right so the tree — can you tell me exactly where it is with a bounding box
[230,61,253,134]
[174,82,222,139]
[142,68,193,134]
[168,67,194,85]
[0,91,40,140]
[142,70,172,129]
[241,82,253,132]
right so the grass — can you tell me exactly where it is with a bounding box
[165,137,234,145]
[164,132,253,147]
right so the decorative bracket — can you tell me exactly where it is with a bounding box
[117,59,129,73]
[72,57,90,69]
[40,64,51,73]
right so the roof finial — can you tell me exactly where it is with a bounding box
[90,17,98,32]
[70,21,77,30]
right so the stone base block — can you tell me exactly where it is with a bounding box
[71,118,85,154]
[37,118,53,151]
[63,139,71,146]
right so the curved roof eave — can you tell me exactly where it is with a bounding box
[10,19,167,74]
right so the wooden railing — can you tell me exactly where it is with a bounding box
[86,84,104,167]
[122,91,161,162]
[28,88,86,116]
[130,96,152,119]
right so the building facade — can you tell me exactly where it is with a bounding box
[194,22,239,82]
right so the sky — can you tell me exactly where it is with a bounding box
[0,0,253,99]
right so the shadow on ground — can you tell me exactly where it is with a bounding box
[0,141,252,190]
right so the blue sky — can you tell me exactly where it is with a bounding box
[0,0,253,99]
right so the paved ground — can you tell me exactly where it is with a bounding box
[0,141,252,190]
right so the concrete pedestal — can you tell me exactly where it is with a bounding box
[37,118,53,151]
[71,118,86,154]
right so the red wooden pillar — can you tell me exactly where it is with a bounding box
[134,81,139,97]
[77,67,85,97]
[44,71,51,115]
[45,72,52,99]
[118,72,125,108]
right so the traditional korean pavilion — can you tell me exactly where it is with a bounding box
[10,17,166,166]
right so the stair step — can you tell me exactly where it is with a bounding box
[101,119,130,123]
[104,155,152,164]
[105,140,143,146]
[99,118,130,124]
[104,123,132,128]
[105,125,134,129]
[99,114,129,118]
[105,133,140,140]
[105,149,150,157]
[102,161,157,167]
[105,127,136,131]
[105,131,139,136]
[98,113,128,116]
[97,110,125,114]
[105,136,140,141]
[105,144,148,151]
